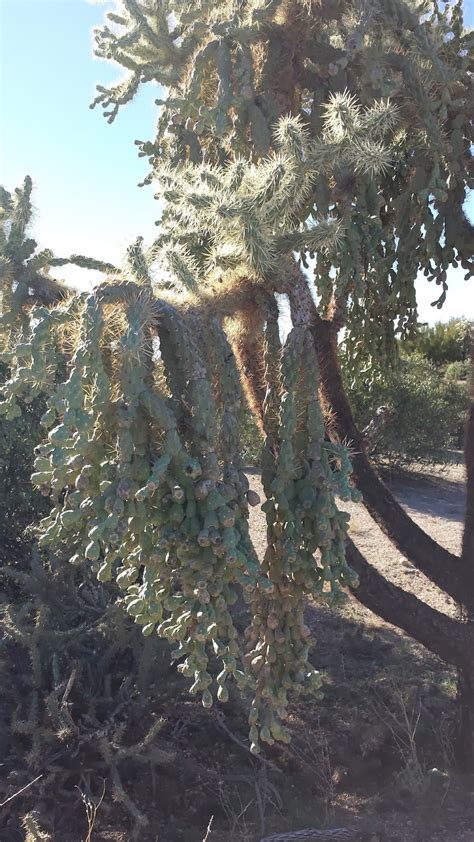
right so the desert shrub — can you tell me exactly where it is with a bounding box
[347,353,468,466]
[445,360,470,382]
[0,546,179,838]
[401,319,472,366]
[0,364,49,559]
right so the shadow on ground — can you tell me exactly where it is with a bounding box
[381,465,466,523]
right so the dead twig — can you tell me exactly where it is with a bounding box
[76,778,106,842]
[61,666,78,708]
[0,774,43,808]
[202,814,214,841]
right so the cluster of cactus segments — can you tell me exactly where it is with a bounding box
[151,102,397,286]
[244,318,360,751]
[1,250,358,747]
[3,0,471,750]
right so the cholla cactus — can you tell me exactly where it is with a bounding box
[0,179,360,746]
[1,0,473,757]
[91,0,472,369]
[151,102,395,288]
[0,178,120,416]
[0,177,119,315]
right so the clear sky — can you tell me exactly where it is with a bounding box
[1,0,473,322]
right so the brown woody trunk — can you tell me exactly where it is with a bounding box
[227,304,267,430]
[346,539,474,666]
[311,313,469,607]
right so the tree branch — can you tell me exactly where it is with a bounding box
[226,301,269,430]
[27,271,69,304]
[346,538,473,670]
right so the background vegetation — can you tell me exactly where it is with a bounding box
[239,321,472,469]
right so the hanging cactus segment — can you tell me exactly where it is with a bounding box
[4,283,258,704]
[0,179,360,744]
[1,243,358,746]
[244,322,359,750]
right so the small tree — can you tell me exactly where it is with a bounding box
[1,0,473,767]
[402,318,472,365]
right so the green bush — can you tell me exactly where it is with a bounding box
[444,360,470,382]
[347,353,468,466]
[401,319,472,366]
[0,365,49,559]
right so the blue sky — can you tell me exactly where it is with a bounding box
[1,0,159,289]
[1,0,473,322]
